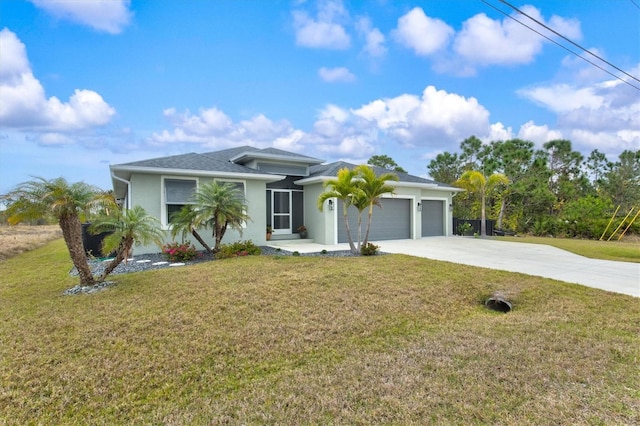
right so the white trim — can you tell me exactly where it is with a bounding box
[230,151,324,165]
[111,165,284,182]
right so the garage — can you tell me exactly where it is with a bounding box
[421,200,445,236]
[338,198,411,243]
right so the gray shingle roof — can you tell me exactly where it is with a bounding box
[309,161,457,188]
[113,146,323,174]
[112,147,457,189]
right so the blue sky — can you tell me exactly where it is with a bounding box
[1,0,639,195]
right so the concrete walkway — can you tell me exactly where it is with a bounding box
[268,237,640,298]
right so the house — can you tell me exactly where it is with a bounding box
[110,146,463,254]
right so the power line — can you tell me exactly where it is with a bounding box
[629,0,640,10]
[480,0,640,91]
[497,0,640,84]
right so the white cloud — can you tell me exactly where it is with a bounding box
[392,7,453,56]
[518,64,640,154]
[0,28,115,135]
[318,66,355,82]
[150,107,301,150]
[518,83,604,113]
[292,0,350,49]
[29,0,132,34]
[355,17,386,58]
[517,121,563,144]
[353,86,490,147]
[487,122,514,141]
[453,6,581,67]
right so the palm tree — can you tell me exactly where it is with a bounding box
[190,182,250,253]
[455,170,509,236]
[355,165,398,248]
[169,204,213,253]
[317,168,360,254]
[90,205,164,281]
[5,177,99,285]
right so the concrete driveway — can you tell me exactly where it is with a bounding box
[269,237,640,297]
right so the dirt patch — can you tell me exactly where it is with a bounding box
[0,225,62,261]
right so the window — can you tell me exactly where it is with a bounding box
[217,180,245,200]
[165,179,196,224]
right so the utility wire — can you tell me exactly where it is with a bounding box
[497,0,640,84]
[629,0,640,10]
[480,0,640,91]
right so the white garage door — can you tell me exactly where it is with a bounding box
[338,198,411,243]
[421,200,444,236]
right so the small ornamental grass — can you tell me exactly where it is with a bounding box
[161,241,198,262]
[215,240,261,259]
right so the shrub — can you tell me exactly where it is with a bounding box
[458,222,473,236]
[162,242,198,262]
[361,242,380,256]
[216,240,261,259]
[559,196,614,239]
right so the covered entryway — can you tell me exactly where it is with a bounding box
[338,198,411,243]
[421,200,445,236]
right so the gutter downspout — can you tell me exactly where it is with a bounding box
[111,172,131,210]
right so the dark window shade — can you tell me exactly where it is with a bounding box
[165,179,196,204]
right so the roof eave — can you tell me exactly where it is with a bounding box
[110,165,286,182]
[230,152,324,165]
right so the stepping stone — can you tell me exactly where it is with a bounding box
[152,261,169,266]
[136,260,151,263]
[169,263,185,267]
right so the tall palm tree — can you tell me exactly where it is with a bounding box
[355,165,399,248]
[6,177,99,285]
[169,204,213,253]
[190,182,250,253]
[317,168,360,254]
[90,205,164,281]
[455,170,509,236]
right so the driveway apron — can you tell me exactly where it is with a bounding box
[378,237,639,298]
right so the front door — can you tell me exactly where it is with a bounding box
[272,190,291,234]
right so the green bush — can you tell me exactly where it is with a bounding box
[361,242,380,256]
[215,240,261,259]
[162,242,198,262]
[559,196,614,239]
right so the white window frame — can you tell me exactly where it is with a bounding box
[161,176,199,228]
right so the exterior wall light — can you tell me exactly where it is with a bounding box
[328,199,334,211]
[417,202,422,212]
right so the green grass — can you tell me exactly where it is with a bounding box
[497,235,640,263]
[1,239,639,424]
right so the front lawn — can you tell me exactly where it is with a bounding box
[1,240,638,424]
[497,235,640,263]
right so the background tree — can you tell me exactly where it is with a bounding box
[455,170,509,236]
[5,177,99,286]
[367,155,407,173]
[318,168,359,254]
[91,205,164,281]
[603,149,640,210]
[169,204,213,253]
[427,151,462,185]
[190,182,250,253]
